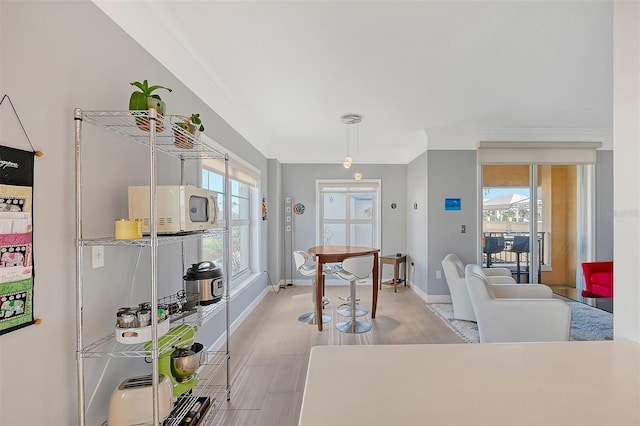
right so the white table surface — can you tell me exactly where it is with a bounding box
[299,341,640,425]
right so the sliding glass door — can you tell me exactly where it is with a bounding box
[481,164,593,289]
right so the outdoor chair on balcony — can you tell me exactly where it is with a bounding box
[483,236,505,268]
[509,235,529,283]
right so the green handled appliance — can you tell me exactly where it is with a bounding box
[146,324,204,396]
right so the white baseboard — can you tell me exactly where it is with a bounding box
[425,294,452,303]
[407,281,452,304]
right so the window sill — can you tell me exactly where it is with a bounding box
[229,272,262,301]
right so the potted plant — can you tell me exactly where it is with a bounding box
[173,113,205,149]
[129,80,172,132]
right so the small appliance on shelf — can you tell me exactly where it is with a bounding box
[128,185,219,234]
[183,261,224,310]
[107,374,173,425]
[146,324,205,397]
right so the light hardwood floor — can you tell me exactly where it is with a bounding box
[210,283,463,425]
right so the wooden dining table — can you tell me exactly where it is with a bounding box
[307,245,380,331]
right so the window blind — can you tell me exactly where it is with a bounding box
[203,157,259,187]
[476,141,602,164]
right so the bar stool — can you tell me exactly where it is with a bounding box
[334,255,373,334]
[336,292,368,318]
[294,251,332,325]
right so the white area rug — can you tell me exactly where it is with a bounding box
[426,302,613,343]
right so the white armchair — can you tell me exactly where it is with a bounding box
[465,264,571,343]
[441,253,553,322]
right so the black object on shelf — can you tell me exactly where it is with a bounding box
[174,396,211,426]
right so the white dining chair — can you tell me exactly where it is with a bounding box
[334,255,374,333]
[293,250,332,325]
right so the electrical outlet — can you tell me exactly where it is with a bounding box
[435,270,442,279]
[92,246,104,269]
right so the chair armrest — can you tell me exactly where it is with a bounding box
[492,284,553,299]
[482,267,512,277]
[487,276,517,284]
[479,299,571,343]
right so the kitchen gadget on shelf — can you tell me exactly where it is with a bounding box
[148,324,205,397]
[115,303,170,344]
[114,218,143,240]
[107,374,173,425]
[183,261,224,310]
[128,185,219,234]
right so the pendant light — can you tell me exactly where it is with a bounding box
[341,114,363,179]
[342,114,359,169]
[353,127,363,180]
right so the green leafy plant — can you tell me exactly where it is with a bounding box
[129,80,172,111]
[176,114,205,133]
[173,114,204,149]
[188,113,205,132]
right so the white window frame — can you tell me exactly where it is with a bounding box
[315,179,381,248]
[202,157,260,290]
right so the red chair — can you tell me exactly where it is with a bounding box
[581,261,613,298]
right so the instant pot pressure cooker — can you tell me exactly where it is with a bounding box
[183,261,224,309]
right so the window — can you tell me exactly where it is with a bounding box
[202,158,259,287]
[317,180,381,247]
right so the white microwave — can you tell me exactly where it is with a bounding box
[128,185,219,234]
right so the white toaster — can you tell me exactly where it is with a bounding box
[107,374,173,425]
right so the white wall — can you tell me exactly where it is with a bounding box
[0,1,268,424]
[613,0,640,342]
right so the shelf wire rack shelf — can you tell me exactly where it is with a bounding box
[77,229,227,247]
[163,350,230,425]
[80,110,226,161]
[80,300,227,358]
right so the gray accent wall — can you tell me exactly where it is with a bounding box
[427,151,479,296]
[267,159,283,284]
[406,151,428,295]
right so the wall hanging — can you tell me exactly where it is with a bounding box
[0,94,42,335]
[262,196,268,221]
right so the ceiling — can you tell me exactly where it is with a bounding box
[94,1,613,165]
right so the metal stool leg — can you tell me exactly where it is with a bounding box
[336,279,372,333]
[336,299,368,317]
[298,277,331,325]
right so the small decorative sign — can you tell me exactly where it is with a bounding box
[445,198,461,211]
